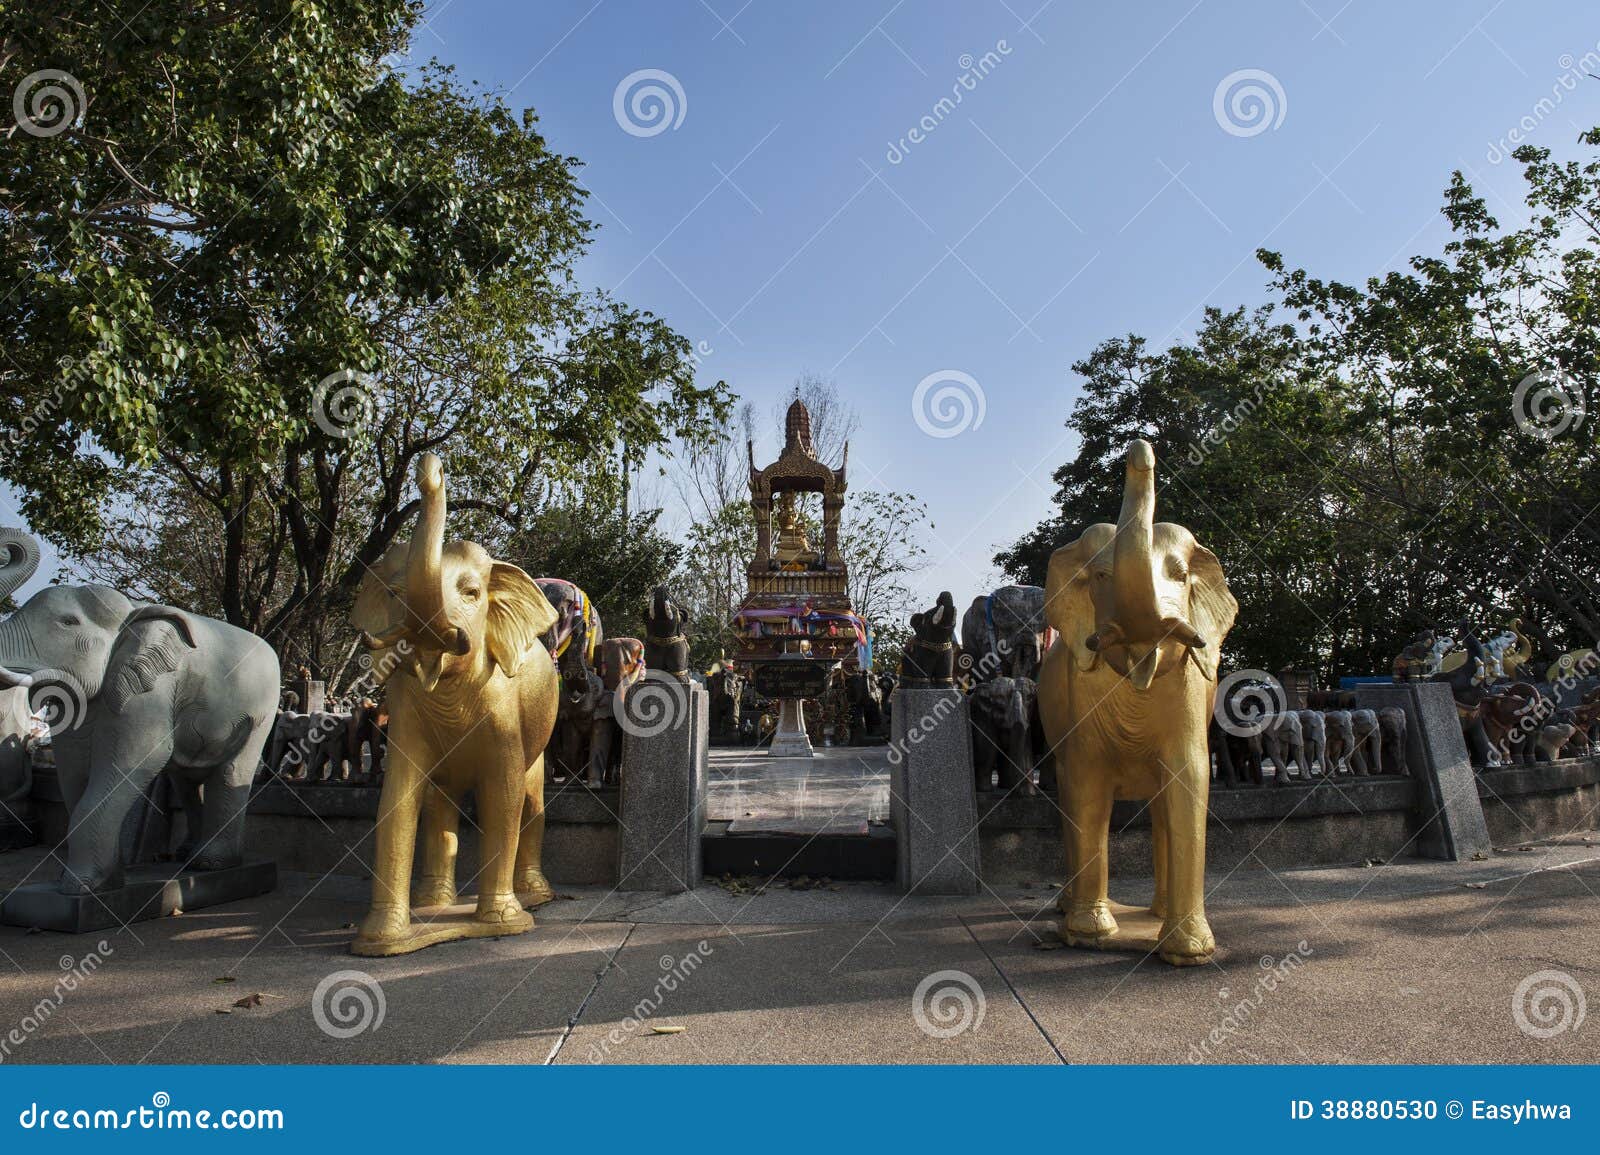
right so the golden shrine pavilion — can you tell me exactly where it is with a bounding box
[730,397,868,678]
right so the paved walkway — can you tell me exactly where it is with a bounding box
[2,836,1598,1064]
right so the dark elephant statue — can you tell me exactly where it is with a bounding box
[969,676,1037,793]
[592,637,644,787]
[1377,707,1408,776]
[900,592,958,687]
[536,577,603,669]
[844,670,883,736]
[553,617,603,785]
[0,529,279,893]
[643,585,690,682]
[960,585,1049,682]
[707,666,744,739]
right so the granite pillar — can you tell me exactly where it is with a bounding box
[889,687,980,895]
[617,680,708,892]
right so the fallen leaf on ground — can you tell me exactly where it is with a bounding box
[1464,882,1488,889]
[214,1008,232,1015]
[1471,852,1489,861]
[649,1024,687,1035]
[213,976,236,985]
[556,894,578,901]
[232,993,264,1009]
[1033,938,1064,951]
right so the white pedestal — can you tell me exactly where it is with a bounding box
[769,698,815,758]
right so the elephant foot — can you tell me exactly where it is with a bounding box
[514,868,555,908]
[1158,913,1216,967]
[58,865,120,896]
[412,877,458,908]
[356,904,412,945]
[474,894,535,933]
[1062,900,1118,941]
[188,850,241,872]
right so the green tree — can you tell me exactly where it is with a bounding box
[3,3,729,671]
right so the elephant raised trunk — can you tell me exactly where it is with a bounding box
[0,527,42,605]
[1112,439,1161,642]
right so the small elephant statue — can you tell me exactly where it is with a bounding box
[707,665,744,738]
[960,585,1049,682]
[1349,708,1381,775]
[349,455,561,955]
[643,585,690,682]
[968,675,1038,793]
[1322,710,1355,775]
[591,636,645,787]
[553,616,603,784]
[1377,707,1408,777]
[1296,709,1326,778]
[900,592,958,687]
[1260,711,1306,785]
[0,528,279,895]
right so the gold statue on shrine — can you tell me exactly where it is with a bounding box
[773,491,818,569]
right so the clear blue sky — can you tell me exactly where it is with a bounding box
[8,1,1599,609]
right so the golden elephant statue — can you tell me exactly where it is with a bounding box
[1038,440,1238,967]
[348,453,561,956]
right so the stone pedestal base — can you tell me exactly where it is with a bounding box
[0,861,277,934]
[618,681,708,892]
[889,687,980,895]
[351,901,534,958]
[770,699,814,758]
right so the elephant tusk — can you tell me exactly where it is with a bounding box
[360,624,411,650]
[1185,644,1213,680]
[1160,616,1207,649]
[0,665,33,689]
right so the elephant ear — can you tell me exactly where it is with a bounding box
[351,542,408,636]
[1186,541,1238,674]
[488,562,559,677]
[1044,524,1113,673]
[104,606,198,714]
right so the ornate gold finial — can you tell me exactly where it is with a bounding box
[785,396,815,458]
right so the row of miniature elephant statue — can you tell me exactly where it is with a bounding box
[1210,704,1408,787]
[1461,681,1600,767]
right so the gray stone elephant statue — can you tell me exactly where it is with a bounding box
[1296,709,1326,778]
[1377,707,1408,777]
[1350,707,1381,775]
[969,675,1038,793]
[960,585,1048,682]
[1322,710,1355,775]
[1260,711,1307,785]
[0,529,279,893]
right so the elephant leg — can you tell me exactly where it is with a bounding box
[1060,772,1116,940]
[1154,770,1214,966]
[515,754,553,907]
[473,750,534,931]
[412,785,460,907]
[1150,802,1169,920]
[359,721,429,943]
[61,746,170,895]
[173,775,205,861]
[586,719,608,789]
